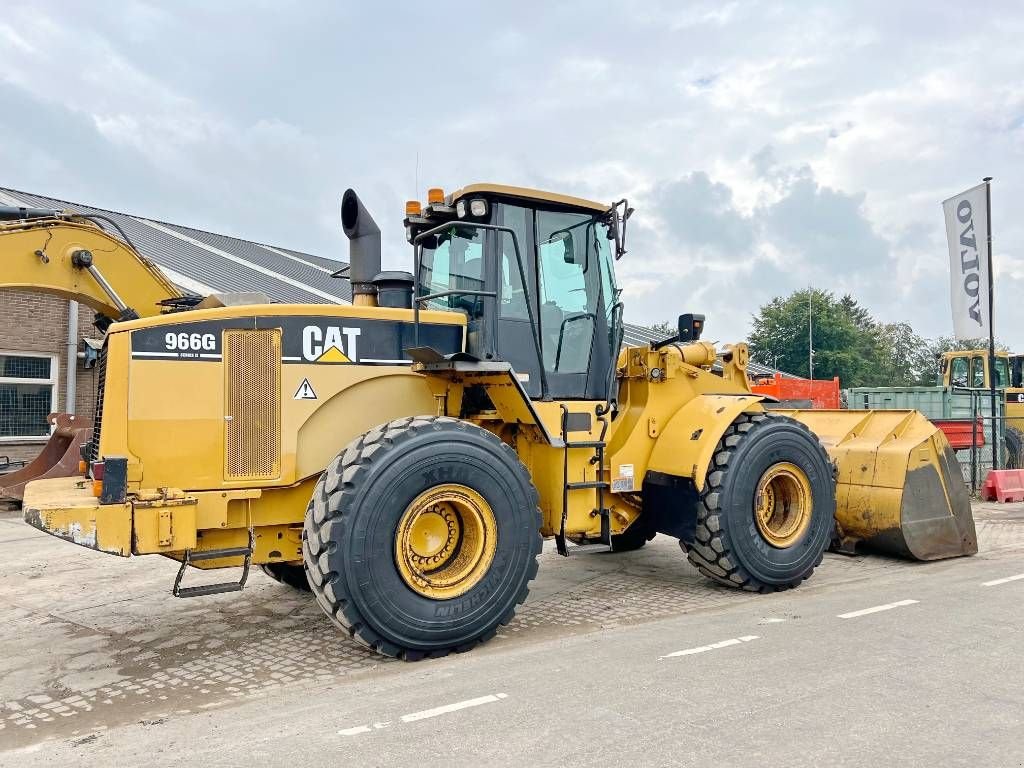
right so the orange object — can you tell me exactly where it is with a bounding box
[91,479,103,497]
[427,187,445,204]
[405,200,422,216]
[750,374,840,409]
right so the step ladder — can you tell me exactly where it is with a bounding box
[555,405,611,556]
[172,529,254,598]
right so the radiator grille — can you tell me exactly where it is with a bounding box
[88,341,108,462]
[224,329,281,481]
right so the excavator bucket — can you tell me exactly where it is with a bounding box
[776,409,977,560]
[0,414,91,502]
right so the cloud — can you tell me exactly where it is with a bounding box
[1,1,1023,350]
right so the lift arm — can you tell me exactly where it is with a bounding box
[0,209,182,320]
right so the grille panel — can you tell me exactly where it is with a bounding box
[224,329,281,481]
[88,341,108,462]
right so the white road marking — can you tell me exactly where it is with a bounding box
[982,573,1024,587]
[660,635,760,659]
[837,599,919,619]
[338,725,372,737]
[401,693,508,723]
[338,694,508,737]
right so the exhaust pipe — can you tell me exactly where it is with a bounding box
[340,189,382,307]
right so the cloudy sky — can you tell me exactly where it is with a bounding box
[2,1,1023,346]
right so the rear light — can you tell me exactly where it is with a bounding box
[78,459,87,474]
[91,480,103,497]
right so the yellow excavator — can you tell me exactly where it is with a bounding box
[8,186,975,660]
[0,206,184,500]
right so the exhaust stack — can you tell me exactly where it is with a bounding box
[340,189,382,307]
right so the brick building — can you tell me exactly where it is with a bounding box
[0,293,104,463]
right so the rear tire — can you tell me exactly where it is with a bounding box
[260,564,311,591]
[610,517,655,552]
[303,416,542,660]
[684,412,835,592]
[1005,426,1023,470]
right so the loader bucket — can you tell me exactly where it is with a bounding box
[0,414,91,502]
[775,409,977,560]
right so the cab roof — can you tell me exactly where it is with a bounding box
[448,183,608,213]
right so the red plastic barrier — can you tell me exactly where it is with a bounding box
[981,469,1024,503]
[933,419,985,451]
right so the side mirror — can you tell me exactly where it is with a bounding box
[678,313,705,342]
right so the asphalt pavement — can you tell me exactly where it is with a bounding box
[1,502,1022,766]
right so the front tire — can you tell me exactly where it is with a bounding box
[303,416,542,660]
[684,412,834,592]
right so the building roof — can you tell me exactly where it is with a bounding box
[0,187,351,304]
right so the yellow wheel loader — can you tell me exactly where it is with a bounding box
[11,186,976,659]
[940,349,1024,468]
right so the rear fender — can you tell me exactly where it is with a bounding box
[646,394,764,491]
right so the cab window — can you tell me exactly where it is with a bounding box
[994,357,1009,388]
[971,356,986,388]
[536,211,599,375]
[418,226,485,317]
[950,356,968,387]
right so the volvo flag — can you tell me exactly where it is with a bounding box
[943,182,991,340]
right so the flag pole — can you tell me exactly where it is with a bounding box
[808,286,813,381]
[984,176,998,470]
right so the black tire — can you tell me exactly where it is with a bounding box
[303,416,542,660]
[610,517,655,552]
[684,412,835,592]
[1005,426,1023,470]
[260,564,311,591]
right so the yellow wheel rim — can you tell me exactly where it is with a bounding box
[395,484,497,600]
[754,462,813,548]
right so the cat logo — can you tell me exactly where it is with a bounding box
[302,326,361,363]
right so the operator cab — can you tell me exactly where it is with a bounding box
[941,350,1011,389]
[406,184,629,402]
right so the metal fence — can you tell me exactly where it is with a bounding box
[945,391,1010,494]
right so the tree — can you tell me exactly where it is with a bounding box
[748,289,884,386]
[875,322,929,386]
[748,288,1006,388]
[649,320,675,336]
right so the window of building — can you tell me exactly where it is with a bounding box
[0,352,58,440]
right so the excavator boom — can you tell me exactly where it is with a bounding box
[0,209,182,320]
[0,209,183,499]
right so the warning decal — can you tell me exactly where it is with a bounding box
[294,378,317,400]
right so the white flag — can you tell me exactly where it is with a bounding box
[943,183,990,340]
